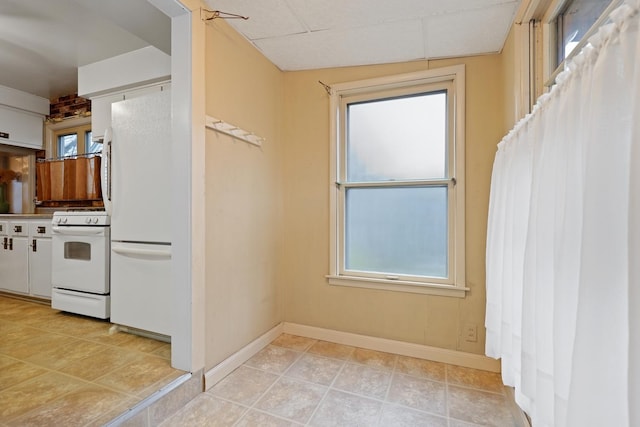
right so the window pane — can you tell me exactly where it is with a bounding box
[345,186,448,278]
[85,131,101,154]
[557,0,609,62]
[347,92,447,182]
[58,134,77,157]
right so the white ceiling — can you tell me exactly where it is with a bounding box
[0,0,521,101]
[0,0,170,100]
[204,0,521,70]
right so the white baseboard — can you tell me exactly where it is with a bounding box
[204,323,284,390]
[204,321,501,390]
[283,322,501,373]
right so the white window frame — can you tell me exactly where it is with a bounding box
[45,116,93,158]
[327,65,467,298]
[513,0,620,105]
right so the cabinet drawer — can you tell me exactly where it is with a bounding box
[29,222,51,238]
[9,221,27,237]
[0,105,43,149]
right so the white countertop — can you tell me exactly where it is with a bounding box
[0,214,53,219]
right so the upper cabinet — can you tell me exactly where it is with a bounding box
[78,46,171,141]
[0,85,48,150]
[90,83,171,142]
[78,46,171,142]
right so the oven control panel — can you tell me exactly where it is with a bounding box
[52,211,110,226]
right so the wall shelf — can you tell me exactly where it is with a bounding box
[205,115,264,147]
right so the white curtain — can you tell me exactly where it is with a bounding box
[485,1,640,426]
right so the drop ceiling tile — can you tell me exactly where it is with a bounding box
[205,0,306,39]
[425,2,519,58]
[254,20,425,70]
[285,0,514,31]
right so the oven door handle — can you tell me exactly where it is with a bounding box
[52,226,106,236]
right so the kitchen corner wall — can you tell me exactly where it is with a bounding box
[203,20,285,370]
[281,55,505,355]
[202,18,509,368]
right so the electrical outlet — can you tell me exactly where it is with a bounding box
[464,323,478,342]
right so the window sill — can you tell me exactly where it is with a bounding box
[326,275,468,298]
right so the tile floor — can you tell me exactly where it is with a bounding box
[1,294,525,426]
[162,334,525,427]
[0,294,184,427]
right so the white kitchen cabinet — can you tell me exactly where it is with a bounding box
[0,218,52,299]
[0,105,44,149]
[0,221,29,294]
[89,82,170,142]
[90,93,123,142]
[28,221,52,298]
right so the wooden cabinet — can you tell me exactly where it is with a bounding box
[0,218,52,299]
[0,105,44,149]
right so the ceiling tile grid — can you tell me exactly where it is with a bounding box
[204,0,307,40]
[205,0,521,71]
[253,20,426,70]
[424,2,521,59]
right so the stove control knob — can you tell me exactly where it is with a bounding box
[85,217,92,224]
[62,218,68,224]
[92,217,99,224]
[55,217,61,224]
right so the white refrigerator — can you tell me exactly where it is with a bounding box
[105,89,172,336]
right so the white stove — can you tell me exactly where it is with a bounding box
[51,210,111,319]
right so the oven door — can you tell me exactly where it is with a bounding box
[51,225,110,294]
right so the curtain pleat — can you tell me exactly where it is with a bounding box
[49,160,64,200]
[485,2,640,425]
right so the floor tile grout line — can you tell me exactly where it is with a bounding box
[232,352,303,423]
[445,361,451,425]
[446,381,508,396]
[0,357,139,401]
[376,353,400,425]
[0,299,169,358]
[1,372,135,425]
[1,296,179,426]
[2,318,169,360]
[271,341,456,424]
[302,346,351,426]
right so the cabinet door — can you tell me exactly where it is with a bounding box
[90,93,124,142]
[123,83,169,100]
[91,83,170,142]
[29,238,52,298]
[0,105,44,149]
[0,237,29,294]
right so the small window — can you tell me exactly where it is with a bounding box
[554,0,612,67]
[54,124,96,158]
[328,66,467,297]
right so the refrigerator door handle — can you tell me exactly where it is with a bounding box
[101,127,112,215]
[112,245,172,259]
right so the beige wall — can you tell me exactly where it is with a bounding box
[281,55,505,355]
[200,16,511,365]
[501,26,518,133]
[500,26,517,134]
[203,20,285,369]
